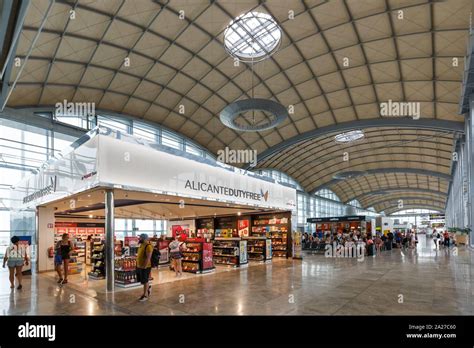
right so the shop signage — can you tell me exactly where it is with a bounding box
[307,216,366,223]
[55,222,105,227]
[158,240,170,264]
[13,131,296,211]
[429,214,445,220]
[124,236,139,247]
[238,219,250,237]
[22,176,57,204]
[202,243,213,270]
[81,171,97,180]
[184,180,267,202]
[98,134,296,211]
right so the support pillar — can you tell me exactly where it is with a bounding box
[468,95,474,247]
[37,206,55,272]
[105,189,114,292]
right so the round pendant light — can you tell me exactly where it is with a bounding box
[220,98,288,132]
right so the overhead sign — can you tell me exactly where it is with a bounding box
[12,133,99,209]
[307,216,366,223]
[98,134,296,211]
[22,176,57,204]
[429,214,445,220]
[12,129,296,212]
[185,180,264,201]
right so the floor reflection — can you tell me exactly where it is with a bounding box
[0,235,471,315]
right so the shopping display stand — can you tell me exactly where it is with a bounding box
[88,239,105,280]
[244,236,272,263]
[251,213,291,258]
[213,237,248,267]
[182,238,215,274]
[114,257,141,288]
[59,240,83,276]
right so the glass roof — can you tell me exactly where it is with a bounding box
[224,11,281,61]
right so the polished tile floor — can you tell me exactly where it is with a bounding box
[1,235,473,315]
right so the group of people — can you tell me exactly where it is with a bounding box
[302,229,421,257]
[3,231,187,302]
[303,230,368,245]
[432,229,455,249]
[302,229,375,256]
[303,227,458,256]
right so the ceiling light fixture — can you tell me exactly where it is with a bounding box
[220,11,287,132]
[220,98,288,132]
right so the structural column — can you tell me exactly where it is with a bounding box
[37,206,55,272]
[468,95,474,247]
[105,189,115,292]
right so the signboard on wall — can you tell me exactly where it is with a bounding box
[429,214,445,220]
[98,135,297,211]
[124,237,139,247]
[238,219,250,237]
[202,242,213,270]
[172,224,190,240]
[12,134,99,209]
[239,240,247,264]
[307,216,366,223]
[12,130,296,212]
[18,236,32,273]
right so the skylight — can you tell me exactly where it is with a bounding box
[224,12,281,62]
[334,130,364,143]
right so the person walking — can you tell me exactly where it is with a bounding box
[54,241,63,283]
[410,232,417,249]
[443,231,450,247]
[136,234,153,302]
[56,233,73,284]
[2,236,29,289]
[433,230,440,249]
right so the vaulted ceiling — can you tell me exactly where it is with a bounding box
[4,0,472,213]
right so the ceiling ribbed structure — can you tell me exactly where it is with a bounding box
[5,0,472,213]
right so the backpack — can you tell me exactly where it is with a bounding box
[151,248,161,268]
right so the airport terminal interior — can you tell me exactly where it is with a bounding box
[0,0,473,316]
